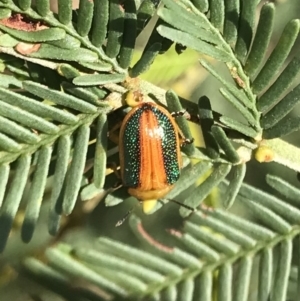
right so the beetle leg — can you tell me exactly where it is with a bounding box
[171,109,193,120]
[175,123,194,146]
[171,109,187,118]
[106,162,122,182]
[115,207,134,227]
[171,109,194,146]
[181,137,194,146]
[167,198,195,212]
[108,121,122,145]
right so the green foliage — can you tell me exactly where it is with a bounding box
[25,177,300,300]
[0,0,299,300]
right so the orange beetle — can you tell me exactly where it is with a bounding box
[119,98,183,213]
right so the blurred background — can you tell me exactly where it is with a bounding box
[1,0,300,300]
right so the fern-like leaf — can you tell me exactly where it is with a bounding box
[23,175,300,300]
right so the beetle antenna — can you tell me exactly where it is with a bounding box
[167,199,195,212]
[115,207,134,227]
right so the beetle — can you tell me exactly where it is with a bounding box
[118,92,192,215]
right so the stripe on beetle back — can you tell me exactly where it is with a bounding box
[122,107,142,187]
[154,106,180,185]
[122,103,180,189]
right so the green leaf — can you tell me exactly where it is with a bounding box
[244,3,275,78]
[48,135,71,225]
[198,96,220,159]
[209,0,225,31]
[218,264,233,301]
[35,0,50,17]
[240,195,292,234]
[80,183,104,201]
[5,62,29,78]
[72,73,126,86]
[106,0,125,58]
[0,100,59,134]
[23,257,70,289]
[0,164,9,207]
[257,55,300,113]
[57,63,81,79]
[235,0,257,63]
[200,59,255,110]
[252,19,300,95]
[266,174,300,206]
[46,246,128,296]
[0,33,18,47]
[91,0,109,47]
[62,125,90,215]
[0,132,21,152]
[261,139,300,174]
[23,81,98,114]
[130,42,162,78]
[260,83,300,129]
[21,145,52,243]
[220,116,258,138]
[182,221,239,255]
[17,0,31,11]
[266,175,300,206]
[167,160,213,200]
[271,239,292,301]
[263,116,300,139]
[258,249,272,301]
[180,163,231,217]
[172,231,221,261]
[97,237,183,276]
[0,155,31,252]
[0,87,79,124]
[118,0,137,69]
[222,164,246,209]
[136,0,157,36]
[190,211,256,248]
[74,247,165,283]
[219,88,258,128]
[0,8,11,19]
[239,182,300,225]
[131,217,203,268]
[57,0,72,25]
[157,7,221,44]
[223,0,240,48]
[166,90,196,155]
[46,34,81,50]
[233,257,252,301]
[79,61,112,72]
[61,82,101,106]
[24,173,300,299]
[162,0,211,29]
[0,25,66,42]
[211,125,240,163]
[198,271,212,301]
[0,73,22,87]
[93,115,108,189]
[28,44,98,63]
[0,115,40,144]
[191,0,208,12]
[178,279,194,301]
[208,208,275,240]
[157,26,231,62]
[1,3,300,300]
[76,0,94,37]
